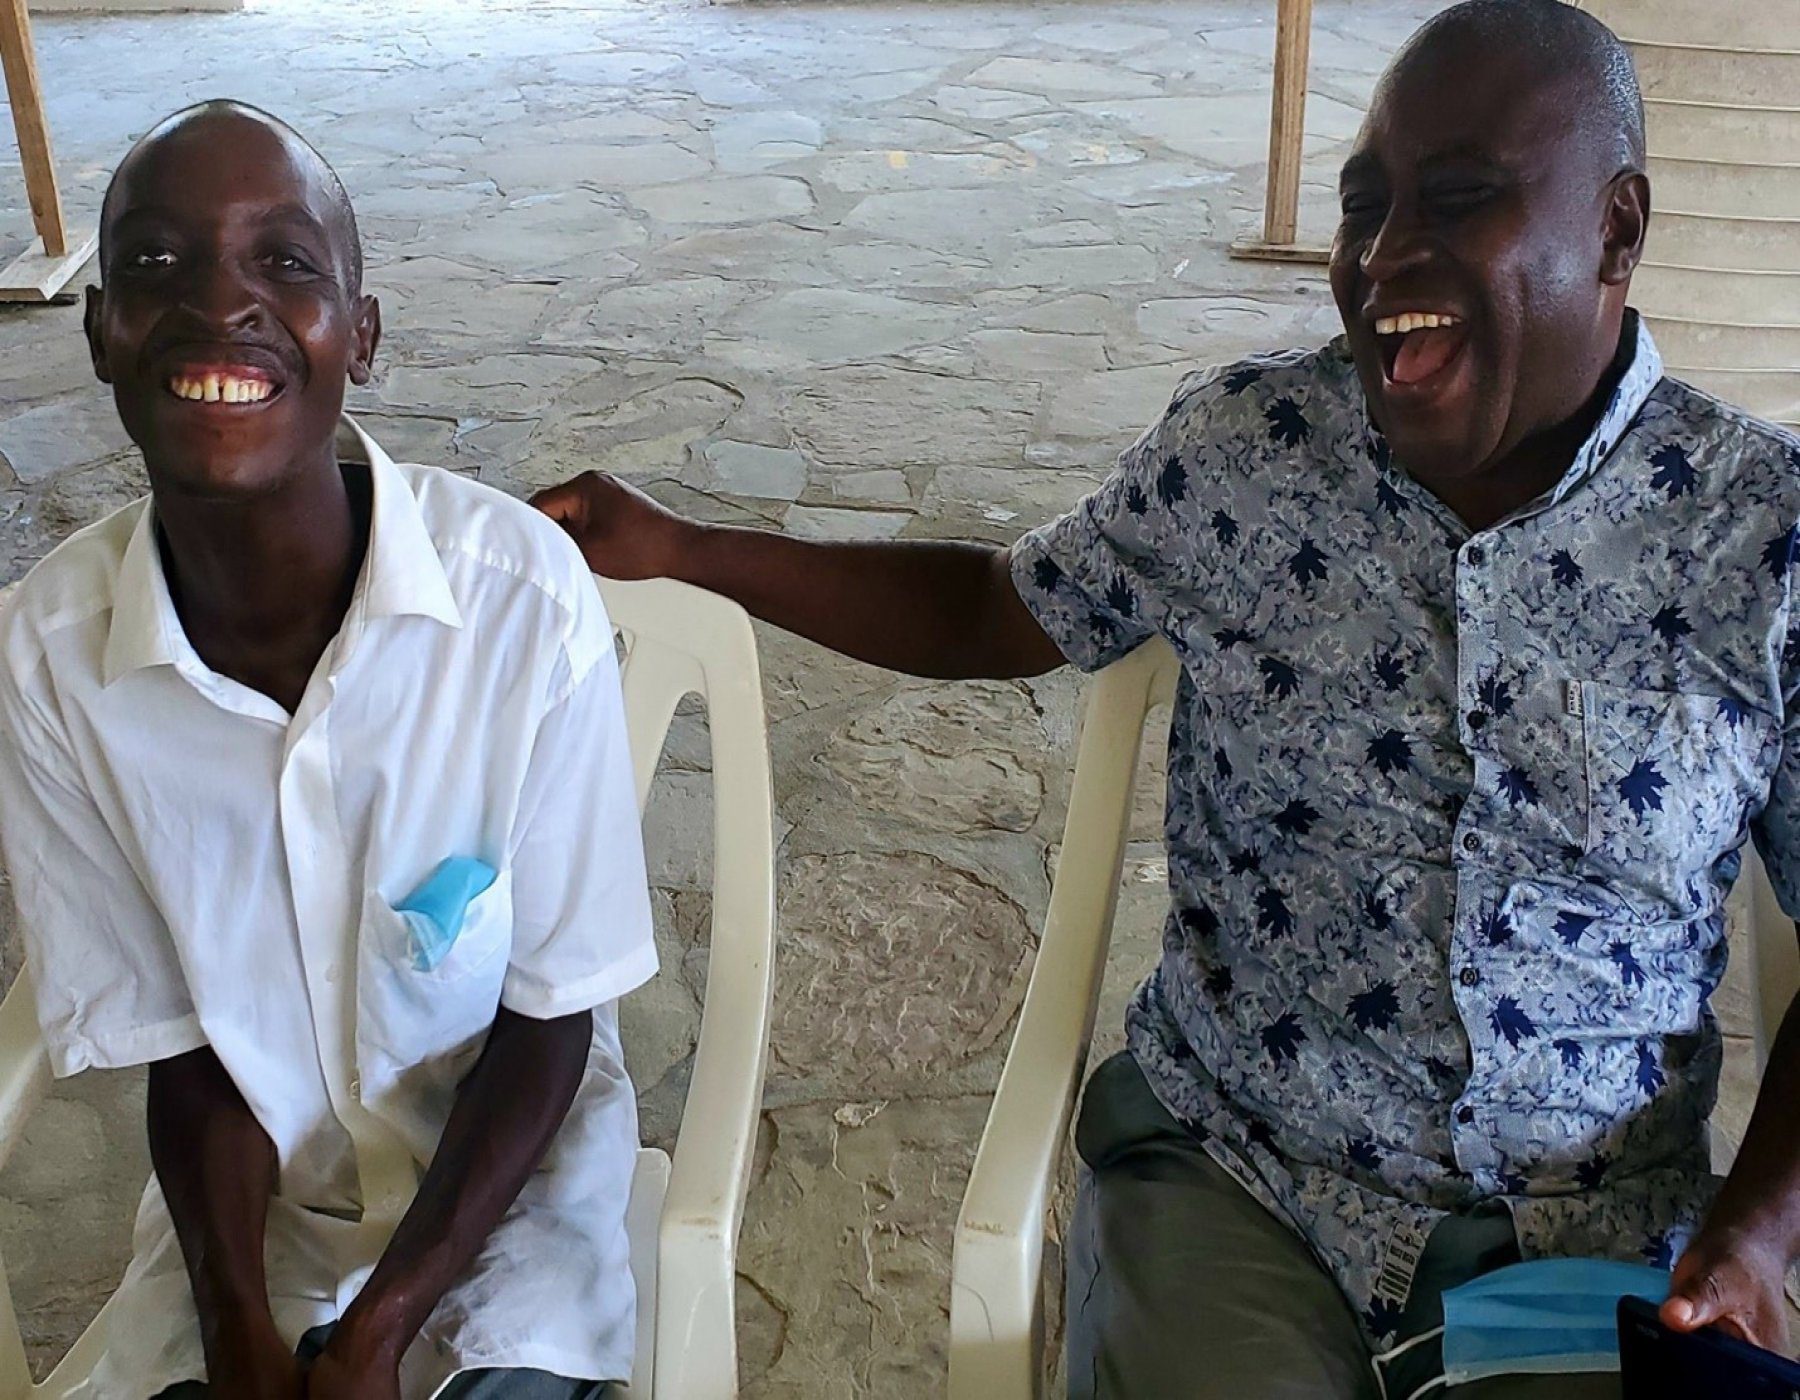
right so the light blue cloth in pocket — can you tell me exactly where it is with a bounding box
[396,857,499,971]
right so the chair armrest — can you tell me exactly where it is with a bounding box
[0,976,50,1174]
[949,643,1174,1400]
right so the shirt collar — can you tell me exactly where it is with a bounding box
[1359,310,1665,528]
[103,415,462,688]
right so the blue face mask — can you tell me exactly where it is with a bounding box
[1374,1257,1672,1400]
[396,857,498,971]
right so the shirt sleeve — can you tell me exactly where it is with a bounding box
[1009,367,1216,674]
[0,650,205,1076]
[501,594,657,1020]
[1753,599,1800,916]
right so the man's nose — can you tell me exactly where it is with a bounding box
[1360,201,1432,285]
[175,255,263,332]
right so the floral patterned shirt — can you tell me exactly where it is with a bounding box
[1011,316,1800,1343]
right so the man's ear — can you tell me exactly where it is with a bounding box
[84,285,112,384]
[1600,169,1649,287]
[347,294,382,387]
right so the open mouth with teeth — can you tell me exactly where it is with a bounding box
[165,371,282,406]
[1373,311,1469,392]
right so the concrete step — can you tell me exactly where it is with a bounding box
[1647,98,1800,167]
[1651,157,1800,219]
[1649,212,1800,273]
[1634,42,1800,110]
[1671,366,1800,427]
[1645,316,1800,370]
[1584,0,1800,51]
[1634,264,1800,325]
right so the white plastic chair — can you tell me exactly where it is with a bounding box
[947,636,1800,1400]
[0,575,776,1400]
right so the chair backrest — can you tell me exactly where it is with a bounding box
[0,574,776,1399]
[598,577,776,1399]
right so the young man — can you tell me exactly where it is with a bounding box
[537,4,1800,1397]
[0,104,655,1399]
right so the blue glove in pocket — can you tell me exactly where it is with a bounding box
[396,857,500,972]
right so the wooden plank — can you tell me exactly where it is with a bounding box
[1263,0,1315,246]
[0,225,94,302]
[1229,234,1330,265]
[0,0,68,257]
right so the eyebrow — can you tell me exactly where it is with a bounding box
[109,200,332,234]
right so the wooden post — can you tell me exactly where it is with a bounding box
[1230,0,1331,265]
[0,0,95,302]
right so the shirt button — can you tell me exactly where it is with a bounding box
[1466,545,1486,566]
[326,964,341,985]
[349,1076,362,1098]
[1462,832,1481,854]
[1456,1105,1476,1125]
[1468,711,1487,731]
[1460,967,1481,988]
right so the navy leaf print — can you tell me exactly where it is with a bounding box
[1180,903,1220,941]
[1156,455,1188,508]
[1256,886,1296,938]
[1265,397,1311,447]
[1635,1043,1666,1097]
[1550,549,1584,588]
[1261,1010,1308,1065]
[1649,603,1692,645]
[1489,994,1539,1047]
[1211,509,1239,546]
[1213,626,1255,650]
[1259,656,1300,699]
[1361,888,1393,931]
[1576,1153,1611,1190]
[1375,478,1407,518]
[1365,1297,1404,1342]
[1346,1138,1383,1172]
[1426,1056,1460,1084]
[1477,673,1515,719]
[1105,575,1137,617]
[1367,729,1413,776]
[1124,481,1150,517]
[1554,912,1596,947]
[1222,366,1262,396]
[1762,526,1798,581]
[1617,760,1669,818]
[1554,1037,1584,1069]
[1203,963,1233,998]
[1347,980,1401,1033]
[1372,651,1408,692]
[1718,696,1748,728]
[1031,557,1063,593]
[1273,798,1322,837]
[1229,847,1263,875]
[1497,767,1540,807]
[1641,1232,1676,1271]
[1481,907,1514,946]
[1608,938,1648,989]
[1288,539,1329,588]
[1213,746,1233,780]
[1649,443,1698,499]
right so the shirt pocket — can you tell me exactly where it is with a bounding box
[356,869,513,1083]
[1580,684,1777,914]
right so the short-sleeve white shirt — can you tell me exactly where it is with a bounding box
[0,420,657,1399]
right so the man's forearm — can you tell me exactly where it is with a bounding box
[1705,991,1800,1258]
[329,1007,593,1368]
[677,524,1063,679]
[147,1047,288,1369]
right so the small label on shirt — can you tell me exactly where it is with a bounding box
[1564,679,1584,719]
[1373,1213,1432,1306]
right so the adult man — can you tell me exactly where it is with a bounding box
[536,3,1800,1396]
[0,104,655,1399]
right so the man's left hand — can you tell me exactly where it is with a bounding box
[1659,1221,1793,1353]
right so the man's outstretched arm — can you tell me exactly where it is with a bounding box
[1662,950,1800,1352]
[310,1006,592,1398]
[148,1046,303,1400]
[532,472,1066,680]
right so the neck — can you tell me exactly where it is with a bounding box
[151,443,369,697]
[1429,316,1633,534]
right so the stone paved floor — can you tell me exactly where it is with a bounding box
[0,0,1776,1393]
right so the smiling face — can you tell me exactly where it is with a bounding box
[86,107,380,500]
[1329,42,1645,486]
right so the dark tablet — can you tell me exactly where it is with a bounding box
[1618,1294,1800,1400]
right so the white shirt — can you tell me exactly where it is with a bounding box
[0,421,657,1399]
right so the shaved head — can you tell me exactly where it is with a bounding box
[100,100,363,293]
[1390,0,1645,174]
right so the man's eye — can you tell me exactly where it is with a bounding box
[1428,185,1493,212]
[270,251,319,275]
[1339,197,1385,224]
[128,249,176,270]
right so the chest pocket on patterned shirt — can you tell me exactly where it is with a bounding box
[1580,683,1777,911]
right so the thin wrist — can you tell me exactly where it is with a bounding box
[331,1289,415,1369]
